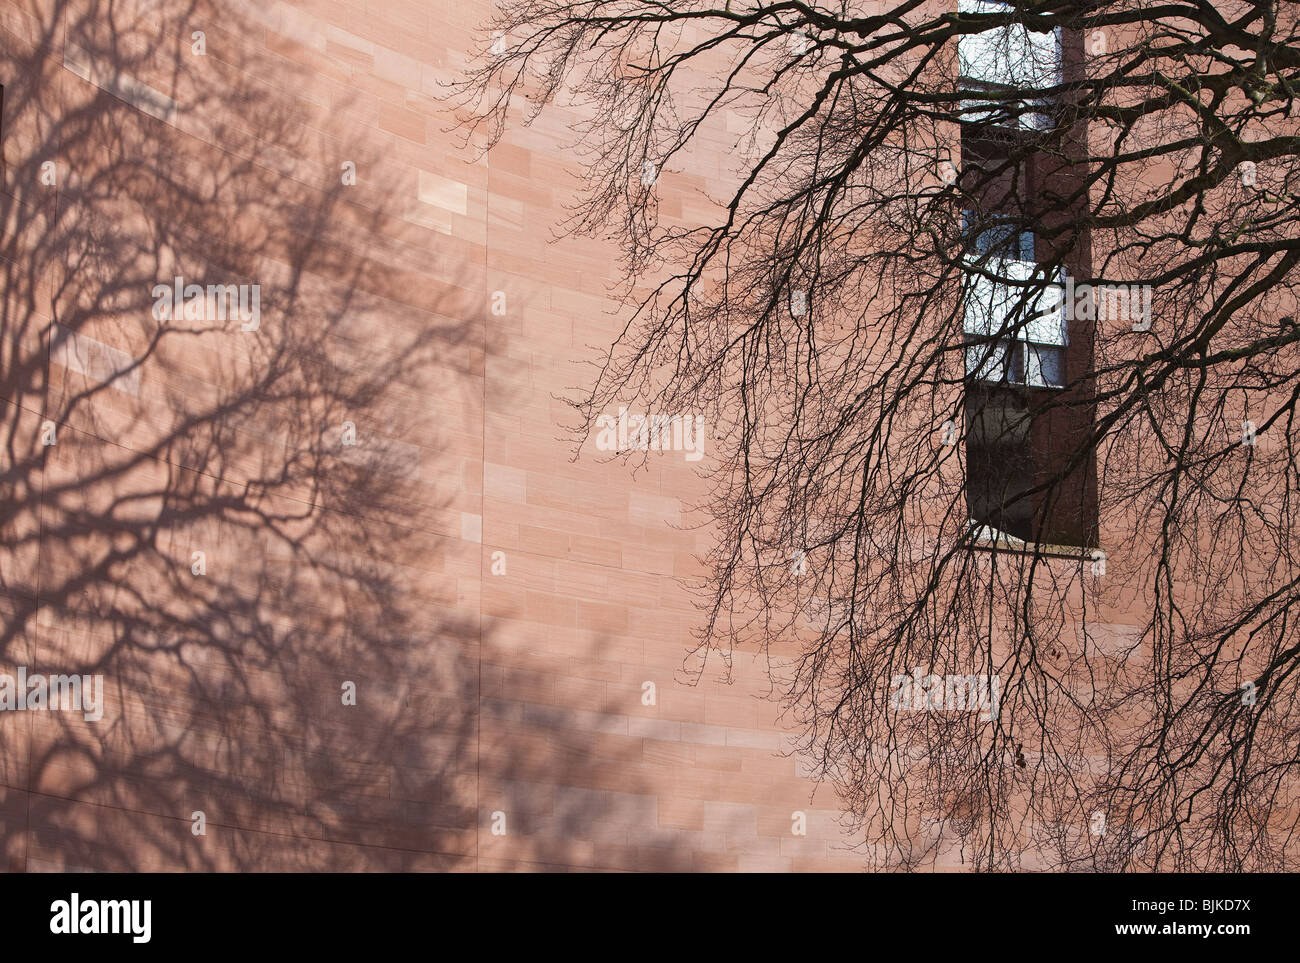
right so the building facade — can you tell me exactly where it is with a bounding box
[4,0,1287,872]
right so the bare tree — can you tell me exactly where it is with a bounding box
[457,0,1300,870]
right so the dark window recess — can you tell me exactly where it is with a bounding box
[964,381,1097,548]
[965,384,1034,540]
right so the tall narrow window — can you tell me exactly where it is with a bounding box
[958,9,1096,548]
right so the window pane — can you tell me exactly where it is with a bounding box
[963,257,1039,337]
[1024,344,1064,387]
[957,0,1061,130]
[962,226,1067,375]
[966,339,1008,382]
[1024,268,1066,346]
[958,0,1061,88]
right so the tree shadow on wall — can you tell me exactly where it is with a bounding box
[0,0,492,870]
[0,0,696,872]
